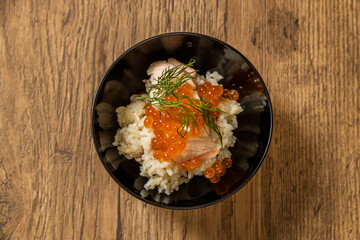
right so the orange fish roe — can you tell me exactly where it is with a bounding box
[229,89,239,100]
[167,146,180,156]
[152,119,164,130]
[163,123,174,133]
[210,173,220,183]
[145,105,160,119]
[179,157,202,171]
[190,157,202,169]
[213,162,226,176]
[179,161,191,171]
[164,95,177,101]
[204,158,233,183]
[197,82,224,107]
[151,137,161,149]
[160,139,170,151]
[204,167,215,179]
[180,83,193,96]
[221,88,239,101]
[197,84,206,96]
[163,152,172,162]
[177,139,187,149]
[222,89,230,98]
[145,80,235,175]
[222,158,233,168]
[153,150,164,161]
[144,82,196,162]
[144,116,154,128]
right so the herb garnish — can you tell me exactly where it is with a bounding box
[138,59,223,145]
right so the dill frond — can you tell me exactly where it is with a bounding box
[138,59,223,146]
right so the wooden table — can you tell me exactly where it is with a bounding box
[1,0,359,239]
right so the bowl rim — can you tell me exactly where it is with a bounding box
[91,32,273,210]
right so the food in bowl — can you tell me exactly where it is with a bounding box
[112,58,243,196]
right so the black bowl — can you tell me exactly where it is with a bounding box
[91,32,272,209]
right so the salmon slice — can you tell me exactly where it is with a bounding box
[167,58,197,88]
[147,60,197,87]
[146,61,174,85]
[168,58,197,78]
[146,59,218,163]
[173,128,219,163]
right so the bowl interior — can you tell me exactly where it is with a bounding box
[92,33,272,209]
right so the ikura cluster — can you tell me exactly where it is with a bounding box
[197,82,239,107]
[113,58,245,196]
[143,80,239,176]
[143,82,205,164]
[204,158,233,183]
[144,104,190,162]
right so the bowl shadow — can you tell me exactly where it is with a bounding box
[170,109,320,239]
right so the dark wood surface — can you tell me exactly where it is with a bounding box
[0,0,359,239]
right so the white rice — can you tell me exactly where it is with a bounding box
[113,71,243,195]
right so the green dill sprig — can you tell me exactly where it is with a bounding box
[138,59,223,145]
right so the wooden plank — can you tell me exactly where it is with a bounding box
[0,0,359,239]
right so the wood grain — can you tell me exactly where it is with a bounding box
[0,0,359,239]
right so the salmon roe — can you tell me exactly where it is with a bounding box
[210,174,220,183]
[180,161,191,171]
[197,82,224,108]
[222,158,233,168]
[190,157,202,169]
[180,83,193,94]
[145,81,199,163]
[144,80,229,173]
[221,88,239,101]
[145,105,159,119]
[144,116,154,128]
[229,89,239,100]
[179,157,202,171]
[222,89,230,98]
[163,152,172,162]
[204,158,233,183]
[153,150,164,160]
[204,167,215,179]
[151,137,161,149]
[213,162,226,176]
